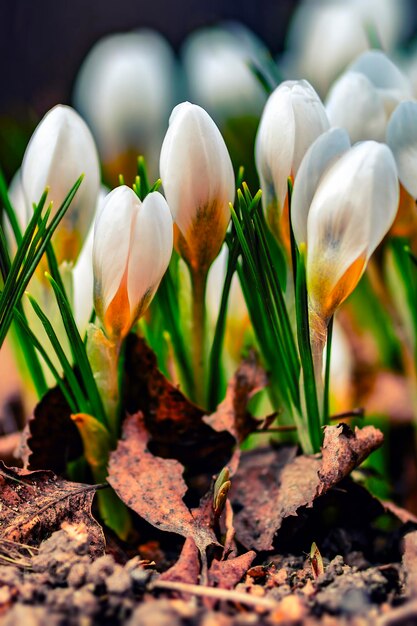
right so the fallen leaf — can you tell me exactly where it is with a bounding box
[382,501,417,525]
[159,537,200,585]
[203,352,267,443]
[318,424,384,495]
[0,462,104,556]
[107,413,218,555]
[232,424,383,551]
[403,531,417,597]
[122,335,235,471]
[208,551,256,589]
[19,387,82,473]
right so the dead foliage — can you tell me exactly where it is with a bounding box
[0,462,104,556]
[232,424,383,551]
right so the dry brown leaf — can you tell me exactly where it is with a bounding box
[19,387,82,473]
[232,424,383,551]
[403,531,417,597]
[203,352,267,443]
[122,336,264,473]
[0,462,104,556]
[318,424,384,495]
[208,551,256,589]
[382,501,417,525]
[159,537,200,585]
[107,413,218,555]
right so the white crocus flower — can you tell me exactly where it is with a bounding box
[182,23,268,123]
[293,137,399,328]
[255,80,329,245]
[160,102,235,274]
[72,187,108,335]
[326,51,412,143]
[74,30,176,181]
[284,0,411,97]
[387,101,417,199]
[386,100,417,238]
[22,105,100,264]
[93,186,173,342]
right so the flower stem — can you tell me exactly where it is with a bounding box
[190,268,208,406]
[86,324,121,442]
[309,309,328,420]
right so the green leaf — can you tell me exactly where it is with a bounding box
[26,292,89,412]
[294,247,322,452]
[45,272,107,427]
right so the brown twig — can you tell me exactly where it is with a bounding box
[151,579,278,610]
[330,408,365,421]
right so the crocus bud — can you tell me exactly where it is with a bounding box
[22,105,100,264]
[386,100,417,238]
[255,80,329,244]
[74,30,176,182]
[292,137,399,325]
[160,102,235,275]
[284,0,411,97]
[72,188,108,335]
[182,23,267,123]
[93,186,173,341]
[326,51,412,143]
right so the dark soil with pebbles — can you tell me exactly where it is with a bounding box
[0,522,415,626]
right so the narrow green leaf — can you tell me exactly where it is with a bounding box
[26,293,89,412]
[45,273,107,426]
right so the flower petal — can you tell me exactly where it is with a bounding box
[292,127,351,247]
[127,191,173,318]
[326,72,387,142]
[386,100,417,198]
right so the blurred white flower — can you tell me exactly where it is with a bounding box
[93,186,173,341]
[326,51,412,143]
[74,30,176,180]
[160,102,235,274]
[387,101,417,199]
[182,22,269,123]
[21,104,100,264]
[284,0,412,97]
[255,79,329,243]
[386,100,417,238]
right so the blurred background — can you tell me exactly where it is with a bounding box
[2,0,417,183]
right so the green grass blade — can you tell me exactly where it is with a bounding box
[323,315,333,426]
[45,272,107,426]
[294,248,321,452]
[0,166,22,246]
[207,241,239,410]
[0,177,83,347]
[14,309,77,411]
[26,293,89,412]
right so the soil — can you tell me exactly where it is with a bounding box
[0,486,415,626]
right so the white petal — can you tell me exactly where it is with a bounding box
[73,187,108,333]
[255,84,295,213]
[22,105,100,261]
[292,127,351,247]
[74,30,176,176]
[348,50,412,113]
[127,191,173,315]
[182,24,267,121]
[386,100,417,198]
[291,80,330,173]
[307,141,399,299]
[255,80,329,215]
[326,72,387,142]
[160,102,235,239]
[92,186,137,313]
